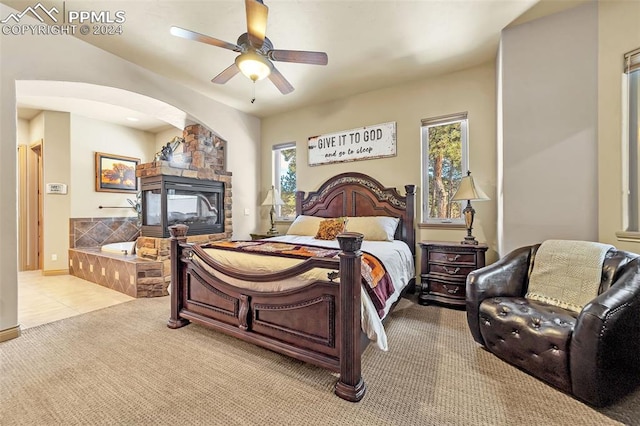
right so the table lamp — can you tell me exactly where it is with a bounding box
[261,185,285,235]
[451,171,489,245]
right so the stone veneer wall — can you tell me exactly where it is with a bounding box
[134,123,234,288]
[69,217,139,248]
[69,218,166,298]
[136,123,233,239]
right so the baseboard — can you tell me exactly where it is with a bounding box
[42,269,69,276]
[0,325,21,342]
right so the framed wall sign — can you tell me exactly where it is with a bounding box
[95,152,140,193]
[308,121,397,166]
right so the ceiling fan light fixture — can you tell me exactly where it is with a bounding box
[236,51,272,82]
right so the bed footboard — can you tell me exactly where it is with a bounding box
[167,225,366,402]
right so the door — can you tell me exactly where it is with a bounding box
[29,141,43,270]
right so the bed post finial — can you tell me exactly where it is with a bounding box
[404,184,416,254]
[335,232,366,402]
[295,190,305,216]
[167,225,190,329]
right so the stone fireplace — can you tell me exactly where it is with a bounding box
[134,123,233,278]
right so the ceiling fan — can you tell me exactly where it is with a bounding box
[170,0,328,96]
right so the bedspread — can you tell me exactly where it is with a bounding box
[196,235,414,351]
[207,240,395,317]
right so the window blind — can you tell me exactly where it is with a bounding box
[421,112,468,127]
[272,142,296,151]
[625,48,640,74]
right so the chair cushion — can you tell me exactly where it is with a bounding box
[479,297,578,392]
[526,240,613,313]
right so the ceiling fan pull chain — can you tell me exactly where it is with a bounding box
[251,81,256,104]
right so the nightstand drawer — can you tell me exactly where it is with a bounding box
[428,279,465,298]
[419,241,488,309]
[428,263,475,279]
[428,251,476,265]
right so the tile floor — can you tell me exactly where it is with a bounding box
[18,270,135,329]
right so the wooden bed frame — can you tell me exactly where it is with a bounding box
[167,172,416,402]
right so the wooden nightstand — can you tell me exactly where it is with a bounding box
[419,241,488,308]
[250,232,280,240]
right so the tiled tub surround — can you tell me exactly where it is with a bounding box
[69,248,167,298]
[70,217,139,249]
[68,217,164,298]
[68,221,223,298]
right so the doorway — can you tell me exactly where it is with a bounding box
[17,140,43,271]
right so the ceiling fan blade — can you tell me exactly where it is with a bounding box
[268,50,328,66]
[245,0,268,48]
[268,67,294,95]
[170,26,241,52]
[211,64,240,84]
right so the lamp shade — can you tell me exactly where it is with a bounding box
[236,51,273,82]
[451,171,489,201]
[261,185,285,206]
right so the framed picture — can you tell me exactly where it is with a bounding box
[95,152,140,193]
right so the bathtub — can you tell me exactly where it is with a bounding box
[101,241,136,255]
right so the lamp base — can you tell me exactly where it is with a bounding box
[461,200,478,245]
[461,236,479,245]
[267,205,277,235]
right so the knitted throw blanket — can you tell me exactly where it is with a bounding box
[526,239,614,313]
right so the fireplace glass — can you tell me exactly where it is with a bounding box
[141,175,224,237]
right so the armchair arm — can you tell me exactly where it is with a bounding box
[466,245,535,345]
[570,257,640,407]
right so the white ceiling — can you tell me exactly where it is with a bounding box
[7,0,586,132]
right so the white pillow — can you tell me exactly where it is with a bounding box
[345,216,400,241]
[286,215,325,236]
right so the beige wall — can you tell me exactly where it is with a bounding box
[262,62,498,260]
[154,128,184,156]
[70,115,156,219]
[499,2,599,254]
[598,0,640,251]
[17,118,29,146]
[40,111,71,272]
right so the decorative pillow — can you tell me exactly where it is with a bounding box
[526,239,614,313]
[344,216,400,241]
[315,218,346,240]
[286,215,325,236]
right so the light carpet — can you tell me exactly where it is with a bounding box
[1,295,637,425]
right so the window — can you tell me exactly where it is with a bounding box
[272,142,296,220]
[623,48,640,232]
[421,112,469,224]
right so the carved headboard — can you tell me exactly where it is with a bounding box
[295,172,416,254]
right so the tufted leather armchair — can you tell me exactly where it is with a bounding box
[466,244,640,407]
